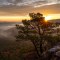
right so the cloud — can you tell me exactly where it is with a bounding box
[0,0,60,7]
[33,3,60,15]
[0,0,59,16]
[0,0,47,6]
[34,1,60,8]
[0,3,59,16]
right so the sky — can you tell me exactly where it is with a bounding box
[0,0,60,22]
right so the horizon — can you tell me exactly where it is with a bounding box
[0,14,60,22]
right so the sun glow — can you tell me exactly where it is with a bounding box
[45,14,60,21]
[0,14,60,22]
[45,16,52,21]
[0,16,30,22]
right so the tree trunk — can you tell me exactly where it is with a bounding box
[31,40,40,58]
[37,23,43,54]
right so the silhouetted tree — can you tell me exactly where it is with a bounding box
[16,13,58,59]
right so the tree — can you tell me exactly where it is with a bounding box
[16,13,57,59]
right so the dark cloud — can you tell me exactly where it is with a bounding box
[0,0,59,7]
[7,0,22,3]
[0,0,47,6]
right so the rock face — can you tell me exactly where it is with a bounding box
[47,45,60,59]
[48,45,60,53]
[56,51,60,57]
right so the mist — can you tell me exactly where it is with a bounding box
[0,22,20,41]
